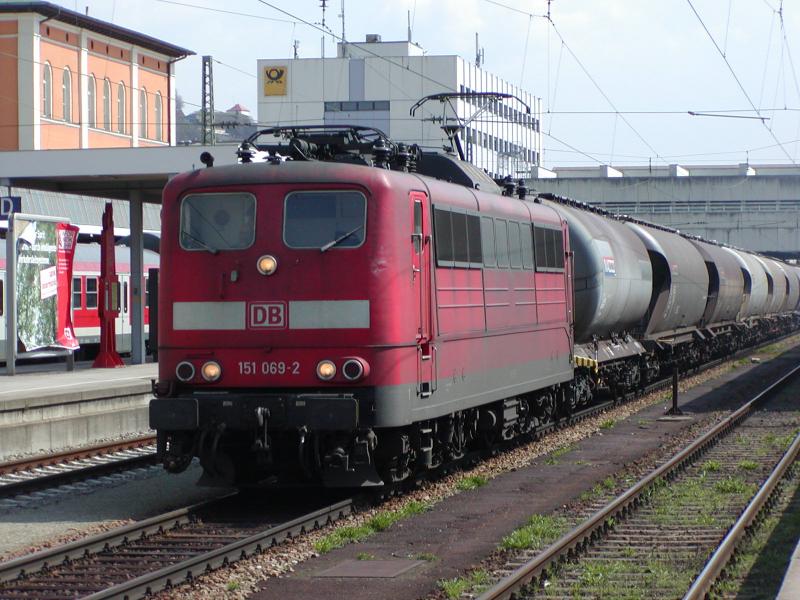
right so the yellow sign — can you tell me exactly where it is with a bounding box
[263,65,288,96]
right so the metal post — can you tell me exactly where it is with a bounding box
[667,354,684,416]
[129,191,145,364]
[201,56,215,146]
[5,214,15,376]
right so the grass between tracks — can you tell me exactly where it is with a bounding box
[313,499,430,554]
[714,468,800,598]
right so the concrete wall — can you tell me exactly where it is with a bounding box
[529,175,800,257]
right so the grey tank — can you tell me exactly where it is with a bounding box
[625,223,709,337]
[722,248,770,318]
[687,239,745,326]
[544,202,652,344]
[756,256,788,315]
[776,261,799,313]
[790,266,800,311]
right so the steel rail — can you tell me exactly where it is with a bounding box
[83,499,352,599]
[0,438,158,500]
[477,361,800,600]
[683,429,800,600]
[0,435,157,475]
[0,494,351,599]
[0,495,234,583]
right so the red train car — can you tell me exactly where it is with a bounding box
[0,243,158,359]
[150,127,573,487]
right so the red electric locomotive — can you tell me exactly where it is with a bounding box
[150,124,573,486]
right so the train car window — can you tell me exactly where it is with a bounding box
[123,281,129,313]
[86,277,98,309]
[508,222,522,269]
[181,192,256,251]
[553,229,565,269]
[495,219,510,268]
[467,215,482,265]
[144,277,150,308]
[72,277,82,310]
[534,226,548,270]
[481,216,496,267]
[284,190,366,249]
[534,226,566,272]
[451,211,469,264]
[0,280,3,316]
[522,223,534,270]
[434,208,454,265]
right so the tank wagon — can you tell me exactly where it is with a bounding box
[149,124,799,488]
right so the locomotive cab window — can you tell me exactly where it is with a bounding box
[284,191,366,249]
[180,192,256,252]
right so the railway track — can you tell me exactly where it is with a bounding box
[0,493,351,599]
[0,436,157,501]
[477,362,800,600]
[0,337,794,599]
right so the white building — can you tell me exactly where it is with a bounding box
[257,35,543,178]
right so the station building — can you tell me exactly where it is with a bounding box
[0,1,192,151]
[257,35,543,179]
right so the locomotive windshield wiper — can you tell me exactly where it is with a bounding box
[320,225,364,253]
[181,230,219,255]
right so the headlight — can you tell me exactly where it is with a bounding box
[342,359,365,381]
[201,361,222,382]
[176,361,195,382]
[316,360,336,381]
[257,254,278,275]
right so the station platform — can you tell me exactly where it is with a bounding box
[0,359,157,460]
[778,537,800,599]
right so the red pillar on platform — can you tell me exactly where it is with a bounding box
[93,203,124,368]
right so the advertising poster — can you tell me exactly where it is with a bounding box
[13,217,80,352]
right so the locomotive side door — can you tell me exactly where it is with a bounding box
[410,191,435,397]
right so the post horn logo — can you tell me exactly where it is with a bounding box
[265,67,285,81]
[263,66,288,96]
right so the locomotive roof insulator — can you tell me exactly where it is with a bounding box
[502,175,516,197]
[372,138,392,169]
[236,142,256,164]
[517,179,528,200]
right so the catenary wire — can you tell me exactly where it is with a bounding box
[686,0,797,164]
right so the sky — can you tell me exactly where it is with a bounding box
[42,0,800,168]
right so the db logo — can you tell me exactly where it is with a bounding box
[249,302,286,329]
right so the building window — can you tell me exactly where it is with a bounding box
[42,62,53,118]
[154,92,162,141]
[87,74,96,127]
[117,82,126,134]
[102,78,111,130]
[139,88,147,138]
[62,67,72,122]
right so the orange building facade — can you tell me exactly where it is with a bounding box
[0,2,192,151]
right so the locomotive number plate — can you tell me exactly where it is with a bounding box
[238,361,300,376]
